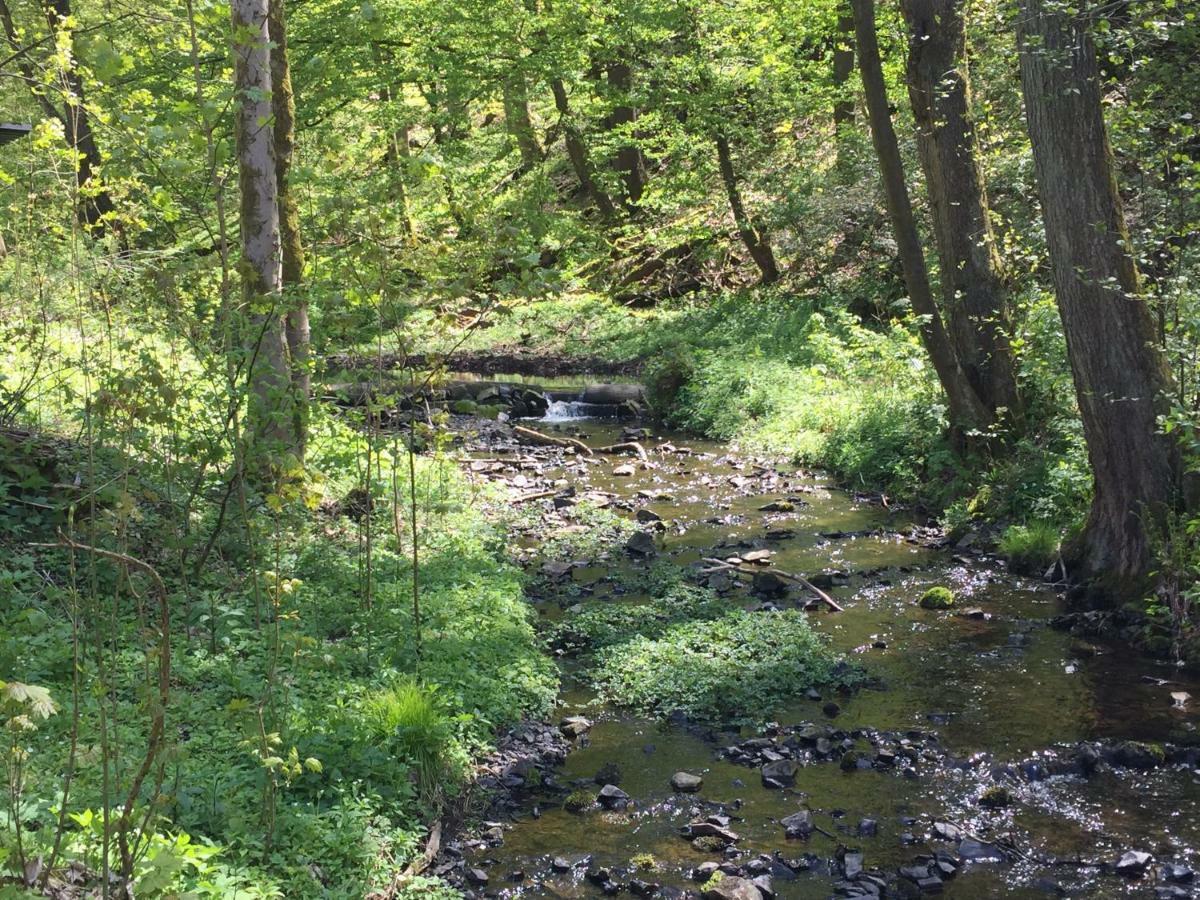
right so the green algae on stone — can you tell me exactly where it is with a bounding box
[919,586,956,609]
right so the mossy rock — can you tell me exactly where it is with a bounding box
[478,403,507,420]
[631,853,658,871]
[919,586,956,610]
[691,835,726,853]
[839,749,865,771]
[451,399,479,415]
[978,785,1013,808]
[564,788,593,812]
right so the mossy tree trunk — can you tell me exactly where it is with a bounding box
[851,0,991,432]
[900,0,1021,422]
[1017,0,1180,593]
[231,0,293,470]
[268,0,308,462]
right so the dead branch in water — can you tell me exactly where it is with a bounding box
[513,425,593,455]
[700,556,844,612]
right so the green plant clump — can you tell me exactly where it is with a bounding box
[999,523,1062,576]
[591,609,855,724]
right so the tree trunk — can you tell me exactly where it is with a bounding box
[851,0,990,431]
[0,0,116,233]
[715,132,779,284]
[1017,0,1178,590]
[900,0,1021,420]
[268,0,307,462]
[503,72,543,173]
[231,0,292,466]
[550,77,617,220]
[832,4,856,180]
[603,61,647,205]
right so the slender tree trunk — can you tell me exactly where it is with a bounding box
[900,0,1021,420]
[0,0,115,233]
[603,61,647,205]
[851,0,990,431]
[231,0,291,466]
[1018,0,1178,591]
[715,132,779,284]
[832,4,856,180]
[268,0,307,461]
[550,77,617,220]
[503,72,542,173]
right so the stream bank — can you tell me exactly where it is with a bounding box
[417,395,1200,900]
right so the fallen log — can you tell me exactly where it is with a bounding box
[513,425,593,456]
[595,441,648,461]
[700,557,844,612]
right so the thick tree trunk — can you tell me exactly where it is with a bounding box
[0,0,116,233]
[503,73,543,173]
[231,0,292,465]
[851,0,991,430]
[550,78,617,220]
[603,61,647,205]
[900,0,1021,420]
[715,132,779,284]
[268,0,308,461]
[1018,0,1178,590]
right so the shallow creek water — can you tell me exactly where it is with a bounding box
[456,412,1200,899]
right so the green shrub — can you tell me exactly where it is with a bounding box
[999,523,1061,576]
[591,609,855,724]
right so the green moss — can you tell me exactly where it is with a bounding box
[919,586,956,610]
[631,853,658,871]
[692,835,726,853]
[451,399,478,415]
[564,788,594,813]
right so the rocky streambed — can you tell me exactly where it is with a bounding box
[423,405,1200,900]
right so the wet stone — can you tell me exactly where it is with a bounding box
[761,759,799,788]
[932,822,961,842]
[857,819,878,837]
[597,784,630,809]
[1114,850,1152,877]
[957,838,1004,862]
[781,808,814,839]
[671,771,704,792]
[1164,864,1195,883]
[626,531,657,556]
[560,716,593,738]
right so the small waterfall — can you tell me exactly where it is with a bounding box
[541,396,605,421]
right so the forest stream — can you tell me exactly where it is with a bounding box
[432,379,1200,900]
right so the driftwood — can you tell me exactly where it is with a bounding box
[595,441,648,461]
[513,425,593,456]
[701,557,844,612]
[512,488,559,504]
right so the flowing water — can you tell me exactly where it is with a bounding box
[453,403,1200,899]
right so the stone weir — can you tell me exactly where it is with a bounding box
[324,379,647,421]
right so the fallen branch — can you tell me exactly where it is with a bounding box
[513,425,593,456]
[512,488,558,504]
[595,441,648,461]
[701,557,844,612]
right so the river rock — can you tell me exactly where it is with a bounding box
[560,716,593,738]
[752,570,789,596]
[957,838,1004,862]
[626,531,657,556]
[636,508,662,523]
[684,821,740,844]
[781,809,814,838]
[597,784,630,809]
[759,500,795,513]
[1164,863,1195,883]
[671,771,704,792]
[931,822,961,842]
[702,875,763,900]
[613,464,636,477]
[761,759,799,788]
[1114,850,1152,877]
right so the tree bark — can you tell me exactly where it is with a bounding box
[268,0,307,461]
[851,0,991,430]
[503,71,543,173]
[231,0,292,466]
[550,77,617,220]
[715,132,779,284]
[1017,0,1178,590]
[603,61,647,205]
[0,0,115,233]
[900,0,1021,420]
